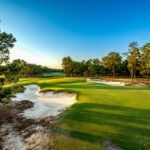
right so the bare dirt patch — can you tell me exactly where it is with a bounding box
[0,100,55,150]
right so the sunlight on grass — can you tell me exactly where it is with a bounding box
[16,77,150,150]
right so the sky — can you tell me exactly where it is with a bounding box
[0,0,150,68]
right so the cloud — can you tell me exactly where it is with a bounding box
[10,46,62,69]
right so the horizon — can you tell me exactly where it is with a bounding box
[1,0,150,68]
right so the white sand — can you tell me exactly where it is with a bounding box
[3,131,26,150]
[11,85,76,119]
[86,79,125,86]
[3,125,50,150]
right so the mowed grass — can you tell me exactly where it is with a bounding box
[18,77,150,150]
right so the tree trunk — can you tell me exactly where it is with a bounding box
[131,67,134,85]
[148,74,150,81]
[113,66,115,78]
[134,68,136,78]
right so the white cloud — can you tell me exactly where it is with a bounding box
[10,46,62,69]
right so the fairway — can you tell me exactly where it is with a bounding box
[18,77,150,150]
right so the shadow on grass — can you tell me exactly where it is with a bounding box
[54,103,150,150]
[53,127,149,150]
[73,103,150,118]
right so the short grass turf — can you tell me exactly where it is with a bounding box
[18,77,150,150]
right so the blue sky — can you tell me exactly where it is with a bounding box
[1,0,150,68]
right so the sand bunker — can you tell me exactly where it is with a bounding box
[86,79,125,86]
[0,85,76,149]
[11,85,76,119]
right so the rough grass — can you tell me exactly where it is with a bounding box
[17,77,150,150]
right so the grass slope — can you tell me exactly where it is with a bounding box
[18,77,150,150]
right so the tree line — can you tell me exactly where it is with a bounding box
[0,59,60,83]
[62,41,150,82]
[0,31,61,84]
[0,30,62,100]
[0,29,150,86]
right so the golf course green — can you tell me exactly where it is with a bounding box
[18,77,150,150]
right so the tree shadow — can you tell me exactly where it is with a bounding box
[53,127,149,150]
[54,103,150,150]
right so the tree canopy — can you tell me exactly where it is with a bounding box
[0,31,16,66]
[140,43,150,79]
[62,41,150,80]
[102,52,122,77]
